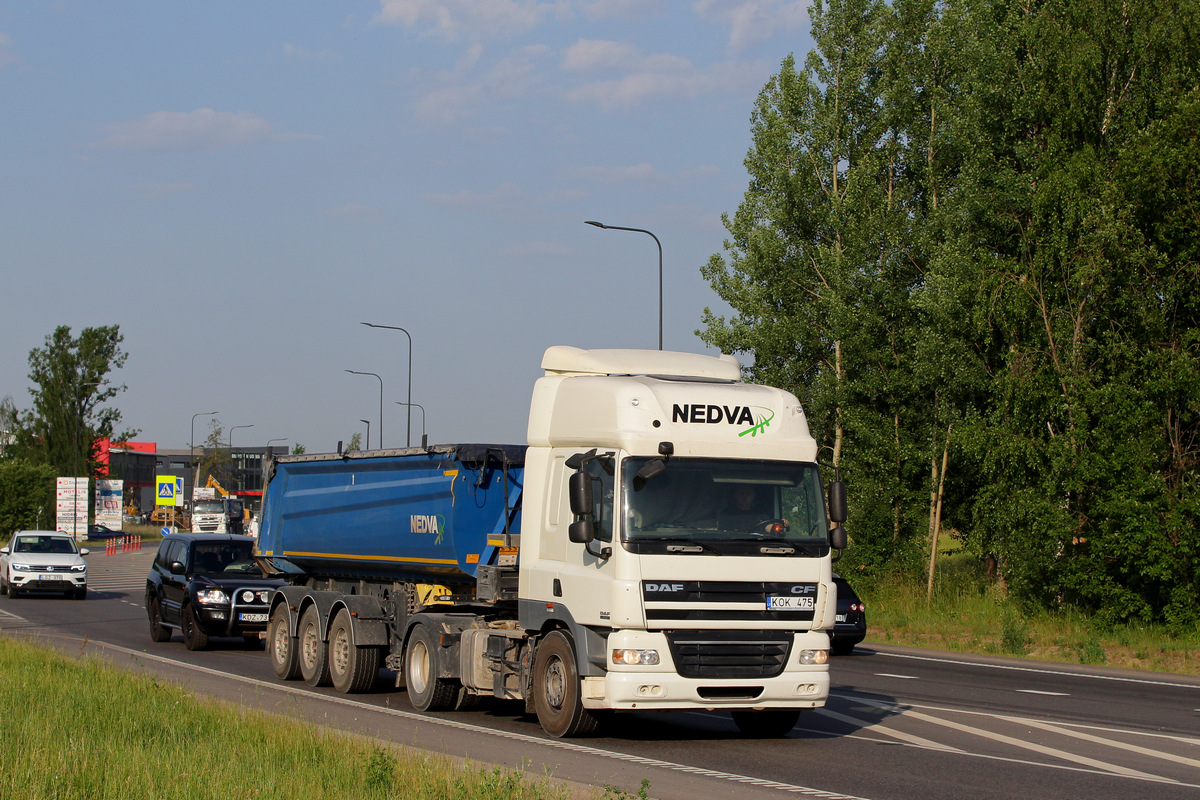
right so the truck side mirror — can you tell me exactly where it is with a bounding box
[569,470,594,517]
[828,480,847,524]
[829,525,847,551]
[568,519,596,544]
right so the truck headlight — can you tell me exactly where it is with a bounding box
[612,648,661,666]
[196,589,229,605]
[797,649,829,665]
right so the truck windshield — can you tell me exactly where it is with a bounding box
[621,457,830,556]
[193,501,224,514]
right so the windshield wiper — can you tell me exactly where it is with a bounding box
[749,538,824,556]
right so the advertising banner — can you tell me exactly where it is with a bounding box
[95,479,123,529]
[55,476,88,538]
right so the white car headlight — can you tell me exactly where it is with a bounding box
[195,589,229,605]
[70,564,86,573]
[11,562,32,572]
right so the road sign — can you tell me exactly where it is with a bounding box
[156,475,177,506]
[175,477,184,507]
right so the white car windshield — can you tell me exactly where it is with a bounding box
[13,535,78,555]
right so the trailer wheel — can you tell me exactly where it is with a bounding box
[328,608,381,693]
[534,630,600,738]
[730,709,801,738]
[404,624,458,711]
[182,604,208,651]
[148,595,172,642]
[298,606,330,686]
[268,604,301,680]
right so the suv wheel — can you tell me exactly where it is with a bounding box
[182,604,209,651]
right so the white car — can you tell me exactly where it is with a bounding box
[1,531,90,599]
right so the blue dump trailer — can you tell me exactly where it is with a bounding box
[254,347,848,739]
[257,444,524,589]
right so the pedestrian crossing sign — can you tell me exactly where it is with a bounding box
[156,475,177,506]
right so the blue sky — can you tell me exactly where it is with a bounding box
[1,1,815,451]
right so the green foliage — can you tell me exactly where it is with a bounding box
[2,325,135,477]
[704,0,1200,622]
[0,457,58,532]
[292,442,307,455]
[345,432,363,453]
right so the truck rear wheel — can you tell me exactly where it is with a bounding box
[269,605,301,680]
[404,623,458,711]
[328,608,380,693]
[730,709,801,737]
[298,606,330,686]
[534,630,600,738]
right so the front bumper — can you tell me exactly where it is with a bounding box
[10,572,86,592]
[583,629,831,711]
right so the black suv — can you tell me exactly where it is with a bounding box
[145,533,285,651]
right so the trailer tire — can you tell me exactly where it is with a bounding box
[148,596,172,642]
[328,608,381,694]
[534,630,600,738]
[268,605,301,680]
[730,709,801,738]
[405,624,458,711]
[298,606,331,687]
[182,604,208,651]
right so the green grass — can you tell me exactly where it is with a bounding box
[0,636,593,800]
[855,544,1200,675]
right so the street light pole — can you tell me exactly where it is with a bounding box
[585,220,663,350]
[345,369,384,449]
[190,411,218,501]
[361,322,412,447]
[395,402,427,448]
[229,424,254,491]
[359,419,371,450]
[266,438,288,458]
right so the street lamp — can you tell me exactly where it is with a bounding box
[345,369,384,449]
[361,322,412,447]
[266,438,288,458]
[190,411,218,499]
[395,402,427,448]
[585,220,663,350]
[229,425,253,491]
[359,419,371,450]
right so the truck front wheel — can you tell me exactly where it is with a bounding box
[328,608,380,693]
[269,605,301,680]
[533,630,600,738]
[298,606,330,687]
[404,623,458,711]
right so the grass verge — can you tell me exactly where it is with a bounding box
[0,636,594,800]
[857,568,1200,676]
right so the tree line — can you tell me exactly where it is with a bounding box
[701,0,1199,627]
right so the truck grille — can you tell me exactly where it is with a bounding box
[642,580,818,623]
[665,630,792,678]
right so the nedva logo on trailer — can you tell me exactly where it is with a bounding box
[410,514,447,545]
[671,404,775,438]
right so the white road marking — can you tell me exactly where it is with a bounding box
[1015,690,1069,696]
[849,696,1169,781]
[881,650,1200,691]
[813,707,962,752]
[874,673,919,680]
[998,716,1200,771]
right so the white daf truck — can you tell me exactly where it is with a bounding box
[257,346,848,738]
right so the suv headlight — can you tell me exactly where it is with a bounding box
[11,562,32,572]
[195,589,230,605]
[70,564,86,573]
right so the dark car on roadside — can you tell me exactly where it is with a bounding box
[87,523,124,540]
[145,533,285,651]
[832,573,866,655]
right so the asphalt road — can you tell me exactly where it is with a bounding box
[3,546,1199,800]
